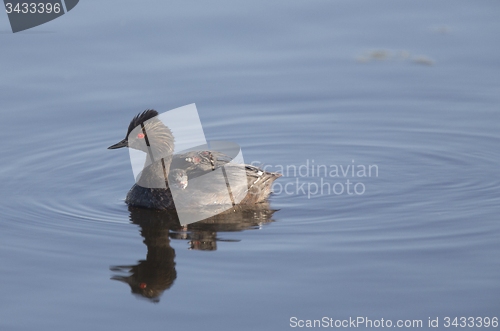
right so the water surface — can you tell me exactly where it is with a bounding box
[1,0,499,330]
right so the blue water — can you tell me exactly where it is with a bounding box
[1,0,499,330]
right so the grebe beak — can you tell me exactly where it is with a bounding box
[108,138,128,149]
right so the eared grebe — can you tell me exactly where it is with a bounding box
[108,109,281,210]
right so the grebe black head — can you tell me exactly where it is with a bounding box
[108,109,174,157]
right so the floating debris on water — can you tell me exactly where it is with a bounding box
[356,50,391,62]
[355,56,370,63]
[369,50,390,60]
[355,49,435,66]
[412,56,435,66]
[399,50,411,59]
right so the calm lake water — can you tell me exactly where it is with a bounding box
[1,0,499,330]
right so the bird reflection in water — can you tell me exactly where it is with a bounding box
[110,203,278,302]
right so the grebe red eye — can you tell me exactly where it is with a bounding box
[137,133,145,139]
[140,283,147,289]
